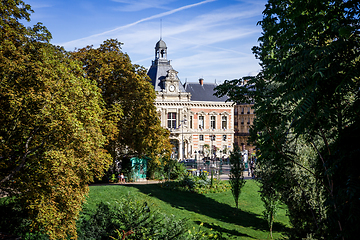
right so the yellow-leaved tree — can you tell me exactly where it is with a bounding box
[71,39,172,176]
[0,1,112,239]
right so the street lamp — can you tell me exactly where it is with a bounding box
[181,118,187,161]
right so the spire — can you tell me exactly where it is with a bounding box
[160,19,162,40]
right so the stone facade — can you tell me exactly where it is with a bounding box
[147,39,234,161]
[234,102,255,155]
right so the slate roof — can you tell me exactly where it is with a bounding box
[183,82,229,102]
[147,60,170,91]
[147,61,187,92]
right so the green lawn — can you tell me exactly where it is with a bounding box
[85,180,290,239]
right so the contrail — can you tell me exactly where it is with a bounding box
[61,0,216,47]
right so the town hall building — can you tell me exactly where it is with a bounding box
[147,39,234,161]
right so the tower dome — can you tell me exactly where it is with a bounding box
[155,38,167,60]
[155,39,167,49]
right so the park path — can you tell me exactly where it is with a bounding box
[94,170,253,186]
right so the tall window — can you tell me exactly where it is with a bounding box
[190,116,193,129]
[222,116,227,129]
[198,116,204,129]
[167,112,177,129]
[210,116,216,129]
[223,135,227,141]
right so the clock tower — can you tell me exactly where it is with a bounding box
[163,69,179,93]
[146,38,234,162]
[147,39,190,101]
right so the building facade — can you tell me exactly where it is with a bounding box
[234,103,255,153]
[233,79,255,156]
[147,39,234,161]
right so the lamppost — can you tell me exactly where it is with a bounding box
[181,118,187,161]
[194,150,197,169]
[210,134,213,163]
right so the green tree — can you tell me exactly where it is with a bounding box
[71,40,172,177]
[0,1,112,239]
[203,144,210,158]
[260,186,280,240]
[216,0,360,238]
[228,144,246,209]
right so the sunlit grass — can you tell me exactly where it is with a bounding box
[86,180,290,239]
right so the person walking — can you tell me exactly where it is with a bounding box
[120,173,125,183]
[249,159,255,178]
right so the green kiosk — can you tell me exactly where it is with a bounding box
[130,157,148,181]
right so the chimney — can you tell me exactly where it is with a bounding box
[199,78,204,86]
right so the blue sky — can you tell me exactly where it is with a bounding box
[24,0,267,84]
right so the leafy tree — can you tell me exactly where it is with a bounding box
[1,1,112,239]
[216,0,360,238]
[260,186,280,240]
[71,40,172,177]
[228,144,246,209]
[203,144,210,159]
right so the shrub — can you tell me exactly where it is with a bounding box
[0,198,49,240]
[164,158,188,180]
[77,193,190,240]
[161,174,230,194]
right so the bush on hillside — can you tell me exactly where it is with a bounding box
[161,173,230,194]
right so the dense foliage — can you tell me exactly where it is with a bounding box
[161,171,230,194]
[71,40,172,177]
[1,1,111,238]
[0,1,171,239]
[215,0,360,239]
[77,194,191,240]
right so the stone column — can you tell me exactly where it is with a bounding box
[179,140,183,161]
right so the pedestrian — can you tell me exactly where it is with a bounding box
[120,173,125,183]
[250,159,255,178]
[117,174,121,183]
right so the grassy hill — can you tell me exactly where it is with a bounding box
[85,180,290,239]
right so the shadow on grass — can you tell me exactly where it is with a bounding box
[194,221,251,238]
[122,183,288,237]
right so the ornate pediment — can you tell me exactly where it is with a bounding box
[165,69,179,82]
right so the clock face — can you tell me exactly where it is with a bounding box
[169,85,175,92]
